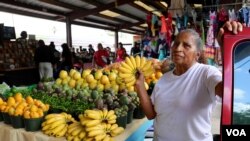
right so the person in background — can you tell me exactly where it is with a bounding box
[130,42,141,56]
[135,21,243,141]
[88,44,95,61]
[115,42,127,62]
[105,47,112,64]
[60,43,73,72]
[34,40,55,80]
[92,43,109,68]
[16,31,28,48]
[49,41,61,78]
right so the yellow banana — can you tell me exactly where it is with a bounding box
[68,122,80,129]
[107,119,116,124]
[110,124,118,131]
[143,68,154,77]
[85,137,94,141]
[71,127,83,136]
[95,133,107,141]
[102,109,108,119]
[51,124,67,136]
[44,129,52,135]
[42,124,51,131]
[56,124,68,137]
[85,119,102,127]
[111,127,124,136]
[84,109,100,115]
[66,135,74,141]
[45,116,65,124]
[85,112,102,120]
[45,114,65,120]
[124,76,136,84]
[67,124,82,134]
[105,123,112,130]
[88,129,105,137]
[120,61,133,70]
[119,66,132,74]
[78,131,86,139]
[103,135,111,141]
[141,60,152,72]
[108,114,117,121]
[129,56,137,69]
[139,57,147,69]
[126,78,136,87]
[135,55,141,69]
[85,124,103,132]
[106,110,115,119]
[118,72,133,79]
[41,122,47,127]
[125,57,135,69]
[50,119,66,129]
[72,136,80,141]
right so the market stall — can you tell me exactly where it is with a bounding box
[0,56,164,141]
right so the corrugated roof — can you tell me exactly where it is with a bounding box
[0,0,208,35]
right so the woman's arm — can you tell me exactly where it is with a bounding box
[135,72,156,120]
[215,21,243,98]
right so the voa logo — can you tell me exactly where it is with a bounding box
[226,129,246,136]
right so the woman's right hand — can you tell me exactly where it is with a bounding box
[135,71,145,89]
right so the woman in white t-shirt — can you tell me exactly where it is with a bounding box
[135,21,243,141]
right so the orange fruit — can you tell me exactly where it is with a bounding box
[23,111,31,119]
[26,96,34,104]
[14,108,23,116]
[30,111,40,118]
[155,71,163,79]
[68,79,76,88]
[30,105,38,112]
[7,97,16,106]
[14,92,23,103]
[0,98,4,105]
[8,107,15,115]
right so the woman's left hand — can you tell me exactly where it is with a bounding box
[217,21,243,47]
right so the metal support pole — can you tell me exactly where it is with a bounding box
[66,16,72,47]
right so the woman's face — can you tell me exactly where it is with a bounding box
[171,32,199,67]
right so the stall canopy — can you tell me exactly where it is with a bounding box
[0,0,213,35]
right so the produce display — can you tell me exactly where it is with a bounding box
[0,56,169,141]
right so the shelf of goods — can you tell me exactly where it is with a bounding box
[0,118,153,141]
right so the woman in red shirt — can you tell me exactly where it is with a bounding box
[92,43,109,68]
[115,42,127,62]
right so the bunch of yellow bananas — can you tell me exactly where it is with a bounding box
[77,109,124,141]
[66,122,86,141]
[41,112,76,137]
[80,109,117,127]
[118,56,154,87]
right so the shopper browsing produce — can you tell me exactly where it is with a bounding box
[135,21,243,141]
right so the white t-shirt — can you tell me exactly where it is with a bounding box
[151,63,222,141]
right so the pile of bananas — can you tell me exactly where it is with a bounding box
[77,109,124,141]
[66,122,87,141]
[119,56,154,87]
[41,112,76,138]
